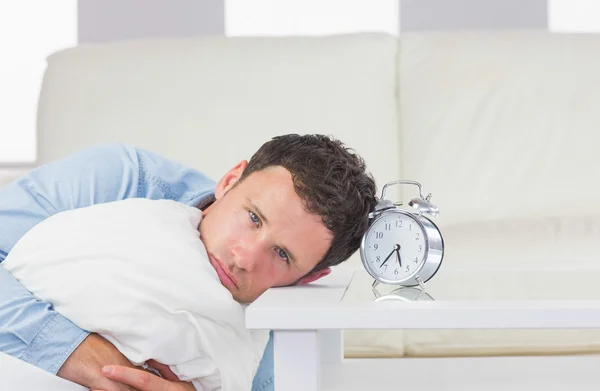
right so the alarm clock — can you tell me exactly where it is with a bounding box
[360,180,444,289]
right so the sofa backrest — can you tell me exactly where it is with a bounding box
[28,31,600,271]
[36,33,400,196]
[0,169,28,189]
[398,31,600,227]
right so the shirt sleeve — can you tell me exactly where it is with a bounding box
[0,142,215,374]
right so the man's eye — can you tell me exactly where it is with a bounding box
[277,248,289,262]
[249,212,260,225]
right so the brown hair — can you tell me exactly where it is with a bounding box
[239,134,378,274]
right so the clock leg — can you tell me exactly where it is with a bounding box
[274,330,320,391]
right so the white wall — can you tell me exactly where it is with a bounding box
[0,1,76,165]
[549,0,600,32]
[225,0,399,36]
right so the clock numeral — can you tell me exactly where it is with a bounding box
[396,220,403,228]
[394,269,399,275]
[383,265,388,271]
[375,232,383,239]
[415,233,420,240]
[405,265,410,272]
[418,245,422,252]
[414,257,419,264]
[376,255,381,262]
[409,224,412,231]
[384,223,391,231]
[374,244,379,250]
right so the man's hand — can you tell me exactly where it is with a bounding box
[57,333,140,391]
[94,365,196,391]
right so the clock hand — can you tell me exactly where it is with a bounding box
[380,248,396,268]
[380,244,401,268]
[395,246,402,267]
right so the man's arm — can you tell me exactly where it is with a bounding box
[0,263,89,369]
[0,144,141,375]
[0,143,215,388]
[0,144,149,390]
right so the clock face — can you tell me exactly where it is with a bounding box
[362,211,427,283]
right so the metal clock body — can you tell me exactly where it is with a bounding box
[360,180,444,287]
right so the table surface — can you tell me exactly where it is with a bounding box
[246,267,600,330]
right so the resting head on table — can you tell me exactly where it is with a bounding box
[0,134,378,391]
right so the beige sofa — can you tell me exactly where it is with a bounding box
[3,31,600,366]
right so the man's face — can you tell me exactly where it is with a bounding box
[199,161,333,303]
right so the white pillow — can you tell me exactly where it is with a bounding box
[3,198,269,391]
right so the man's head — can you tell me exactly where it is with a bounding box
[200,134,378,302]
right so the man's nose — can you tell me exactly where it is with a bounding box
[232,238,265,271]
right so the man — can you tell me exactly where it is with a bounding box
[0,134,377,391]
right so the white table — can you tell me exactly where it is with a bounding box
[246,268,600,391]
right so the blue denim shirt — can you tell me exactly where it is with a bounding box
[0,143,273,390]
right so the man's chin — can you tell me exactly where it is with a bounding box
[230,291,256,304]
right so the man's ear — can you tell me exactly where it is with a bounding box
[296,268,331,285]
[214,160,248,199]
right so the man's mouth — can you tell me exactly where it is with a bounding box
[209,254,238,289]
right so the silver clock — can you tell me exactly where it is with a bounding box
[360,180,444,289]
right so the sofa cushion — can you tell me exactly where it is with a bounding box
[36,33,400,199]
[398,31,600,226]
[442,214,600,270]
